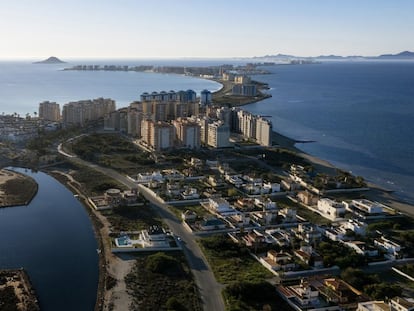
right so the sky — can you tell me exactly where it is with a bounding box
[1,0,413,59]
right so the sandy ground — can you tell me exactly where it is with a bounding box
[0,169,18,195]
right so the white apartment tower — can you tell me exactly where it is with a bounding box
[207,121,230,148]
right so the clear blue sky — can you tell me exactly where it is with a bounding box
[1,0,413,59]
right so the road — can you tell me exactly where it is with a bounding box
[57,146,225,311]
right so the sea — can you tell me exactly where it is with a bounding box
[0,59,413,205]
[245,61,414,205]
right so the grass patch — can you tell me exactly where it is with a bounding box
[70,164,127,196]
[198,234,272,284]
[102,205,163,231]
[0,172,37,207]
[125,252,201,311]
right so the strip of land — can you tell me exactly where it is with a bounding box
[0,269,40,311]
[0,169,38,208]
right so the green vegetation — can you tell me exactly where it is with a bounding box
[168,204,211,220]
[198,235,272,284]
[126,252,201,311]
[0,173,37,207]
[70,133,154,174]
[103,205,162,231]
[199,235,291,311]
[71,165,126,196]
[364,283,402,300]
[26,125,82,156]
[223,281,293,311]
[341,267,402,300]
[317,240,366,268]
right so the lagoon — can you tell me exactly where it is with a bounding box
[0,168,98,310]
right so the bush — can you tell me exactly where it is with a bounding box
[145,252,182,276]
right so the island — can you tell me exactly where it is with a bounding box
[33,56,66,64]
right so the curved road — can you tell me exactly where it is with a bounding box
[58,145,225,311]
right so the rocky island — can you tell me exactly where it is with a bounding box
[33,56,66,64]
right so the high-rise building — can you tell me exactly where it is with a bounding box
[173,118,201,149]
[207,121,230,148]
[200,89,212,106]
[39,101,60,122]
[141,120,174,151]
[255,117,272,146]
[62,98,115,127]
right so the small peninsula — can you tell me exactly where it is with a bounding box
[0,169,38,207]
[34,56,66,64]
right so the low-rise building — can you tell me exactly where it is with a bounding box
[390,297,414,311]
[357,301,389,311]
[317,198,346,221]
[200,217,226,231]
[374,236,402,259]
[264,250,296,271]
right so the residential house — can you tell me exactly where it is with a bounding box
[317,198,346,221]
[181,210,197,222]
[374,236,402,259]
[181,187,200,200]
[243,229,266,248]
[200,217,226,231]
[390,297,414,311]
[298,191,319,206]
[357,301,389,311]
[264,250,296,271]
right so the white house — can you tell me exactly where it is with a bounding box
[348,199,384,214]
[317,198,346,221]
[181,187,200,200]
[374,236,402,259]
[207,197,233,213]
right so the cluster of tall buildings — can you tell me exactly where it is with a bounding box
[39,98,116,127]
[222,73,257,96]
[62,98,116,127]
[38,87,272,150]
[104,89,272,151]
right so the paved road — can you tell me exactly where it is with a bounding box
[58,147,225,311]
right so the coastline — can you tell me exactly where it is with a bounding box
[209,76,414,218]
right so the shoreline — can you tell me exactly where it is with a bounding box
[208,72,414,217]
[47,169,134,311]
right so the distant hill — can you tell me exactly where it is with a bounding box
[378,51,414,59]
[34,56,66,64]
[252,51,414,61]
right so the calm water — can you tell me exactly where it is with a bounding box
[0,60,222,116]
[0,168,98,310]
[245,61,414,204]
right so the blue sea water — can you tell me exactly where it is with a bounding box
[0,60,222,116]
[244,61,414,204]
